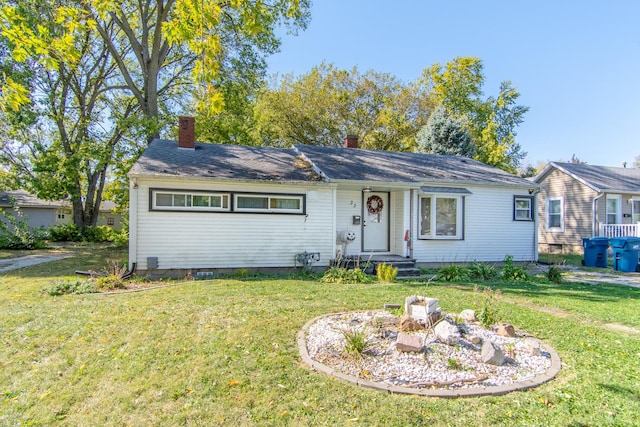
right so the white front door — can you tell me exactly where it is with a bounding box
[362,192,389,252]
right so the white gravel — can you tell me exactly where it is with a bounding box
[305,311,552,390]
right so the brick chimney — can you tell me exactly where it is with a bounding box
[178,116,195,149]
[343,135,359,148]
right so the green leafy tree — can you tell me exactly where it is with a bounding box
[422,57,528,172]
[0,1,138,227]
[83,0,310,139]
[254,63,433,150]
[415,105,475,157]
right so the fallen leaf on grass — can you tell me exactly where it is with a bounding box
[228,380,240,386]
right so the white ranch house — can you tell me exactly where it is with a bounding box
[128,118,539,277]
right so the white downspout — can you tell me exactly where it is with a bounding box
[410,189,414,258]
[592,192,605,237]
[128,177,138,270]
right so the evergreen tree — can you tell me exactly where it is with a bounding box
[415,105,475,157]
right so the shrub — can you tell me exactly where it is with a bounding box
[376,262,398,282]
[473,285,501,328]
[94,260,129,291]
[501,255,529,281]
[435,265,470,282]
[320,267,374,284]
[341,328,373,358]
[43,280,98,296]
[47,223,128,244]
[469,262,497,280]
[0,209,48,250]
[547,265,563,284]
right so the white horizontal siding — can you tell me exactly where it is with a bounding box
[133,178,335,269]
[336,190,363,256]
[412,186,536,263]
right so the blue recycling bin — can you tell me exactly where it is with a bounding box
[582,237,609,268]
[610,237,640,272]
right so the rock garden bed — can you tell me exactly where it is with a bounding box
[298,297,561,397]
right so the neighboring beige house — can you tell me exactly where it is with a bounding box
[0,190,123,230]
[532,162,640,254]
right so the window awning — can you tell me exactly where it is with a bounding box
[420,186,472,195]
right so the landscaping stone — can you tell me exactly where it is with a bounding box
[482,341,505,366]
[433,320,461,346]
[524,339,542,356]
[396,332,423,352]
[470,335,482,345]
[400,315,423,332]
[459,309,476,322]
[497,323,516,337]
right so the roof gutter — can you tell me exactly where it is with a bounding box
[592,192,605,237]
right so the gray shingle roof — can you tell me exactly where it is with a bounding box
[294,144,533,187]
[0,190,117,211]
[129,139,320,182]
[130,139,535,188]
[0,190,67,208]
[541,162,640,193]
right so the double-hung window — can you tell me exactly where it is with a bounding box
[606,195,622,224]
[419,194,464,239]
[632,199,640,223]
[514,196,534,221]
[546,197,563,231]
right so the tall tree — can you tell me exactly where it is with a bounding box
[0,1,138,227]
[422,57,528,172]
[83,0,310,140]
[415,105,475,157]
[254,63,433,150]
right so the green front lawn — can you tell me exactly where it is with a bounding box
[1,247,639,426]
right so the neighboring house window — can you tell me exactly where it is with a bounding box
[632,200,640,223]
[606,195,622,224]
[546,197,563,231]
[513,196,533,221]
[151,190,230,212]
[419,195,463,239]
[234,194,304,214]
[107,217,115,225]
[57,214,65,219]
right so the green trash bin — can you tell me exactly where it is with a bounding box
[610,237,640,272]
[582,237,609,268]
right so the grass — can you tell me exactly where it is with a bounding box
[1,247,639,426]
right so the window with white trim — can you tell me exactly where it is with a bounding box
[546,197,563,231]
[514,196,533,221]
[419,194,463,239]
[234,194,303,213]
[606,195,622,224]
[151,190,230,212]
[632,199,640,223]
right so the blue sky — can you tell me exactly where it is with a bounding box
[266,1,640,169]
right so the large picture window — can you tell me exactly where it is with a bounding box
[546,197,563,231]
[419,195,463,239]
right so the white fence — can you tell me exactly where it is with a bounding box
[598,223,640,238]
